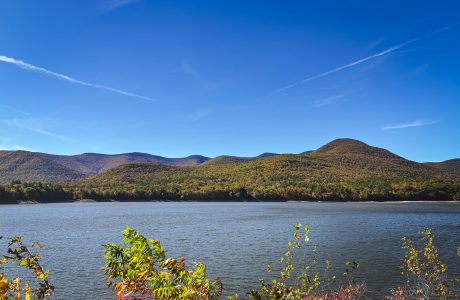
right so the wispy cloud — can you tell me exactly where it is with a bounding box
[181,58,200,78]
[30,128,75,142]
[0,144,33,151]
[106,0,139,10]
[191,110,210,122]
[2,118,75,143]
[268,25,453,95]
[364,38,385,51]
[313,94,346,107]
[0,136,33,151]
[0,54,154,102]
[382,120,437,131]
[0,104,30,115]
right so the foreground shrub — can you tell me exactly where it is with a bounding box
[103,226,223,300]
[386,228,460,300]
[0,236,54,300]
[244,224,365,300]
[2,225,459,299]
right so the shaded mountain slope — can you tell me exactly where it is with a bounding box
[203,153,279,166]
[257,152,278,158]
[202,155,252,165]
[44,152,210,176]
[425,159,460,174]
[0,150,211,183]
[0,151,86,183]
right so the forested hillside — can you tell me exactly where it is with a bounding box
[0,151,210,182]
[1,139,459,203]
[76,139,460,202]
[0,151,86,183]
[425,159,460,174]
[0,149,282,182]
[44,152,210,175]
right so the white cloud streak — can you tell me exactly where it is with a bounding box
[0,55,154,102]
[0,136,29,150]
[272,25,453,95]
[191,110,210,122]
[382,120,437,131]
[0,104,31,115]
[2,118,75,143]
[0,143,33,151]
[313,94,346,107]
[107,0,139,10]
[30,128,75,142]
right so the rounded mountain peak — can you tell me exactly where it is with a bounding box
[313,138,403,160]
[315,138,369,153]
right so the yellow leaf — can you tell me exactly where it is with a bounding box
[37,270,49,279]
[23,283,31,294]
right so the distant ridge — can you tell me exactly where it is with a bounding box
[43,152,210,176]
[425,159,460,174]
[257,152,278,158]
[203,155,252,165]
[0,151,210,183]
[0,151,86,183]
[203,152,279,165]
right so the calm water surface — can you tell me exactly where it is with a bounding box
[1,202,460,299]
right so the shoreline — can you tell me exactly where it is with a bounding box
[5,199,459,205]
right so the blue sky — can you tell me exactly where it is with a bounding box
[0,0,459,162]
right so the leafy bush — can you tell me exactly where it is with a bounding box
[2,225,459,299]
[0,236,54,300]
[244,224,365,300]
[386,228,460,299]
[103,227,223,300]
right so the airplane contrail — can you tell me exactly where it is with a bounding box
[272,25,453,94]
[0,55,154,102]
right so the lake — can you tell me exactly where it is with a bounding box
[1,201,460,299]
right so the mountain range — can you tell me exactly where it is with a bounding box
[1,138,459,202]
[0,139,459,185]
[0,151,209,183]
[0,150,287,183]
[72,138,459,201]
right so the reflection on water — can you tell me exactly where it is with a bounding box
[1,201,460,299]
